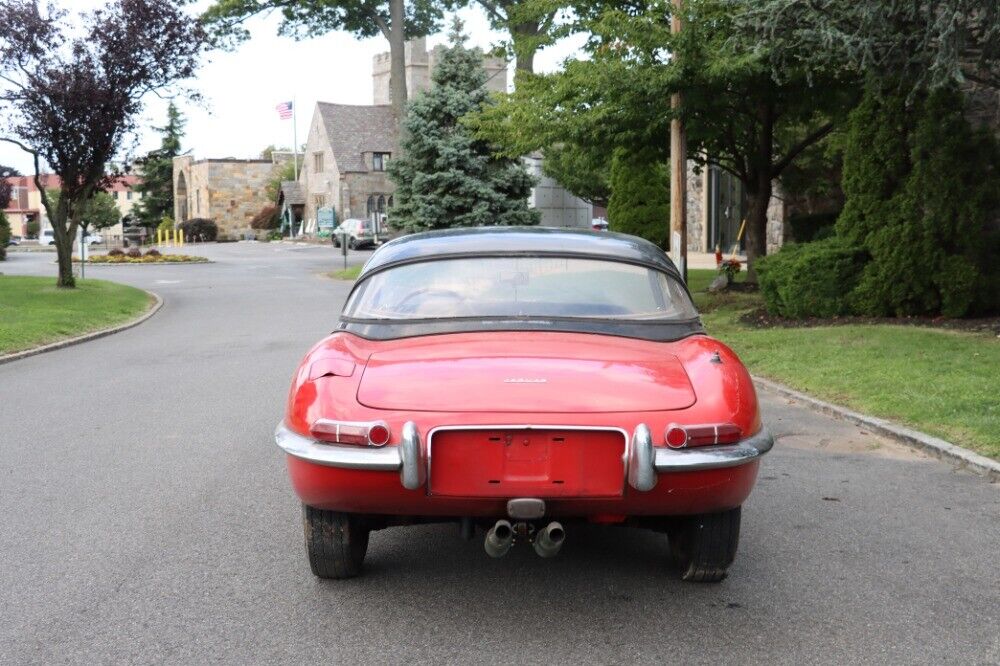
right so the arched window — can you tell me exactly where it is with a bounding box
[377,195,386,214]
[366,195,375,216]
[388,196,394,208]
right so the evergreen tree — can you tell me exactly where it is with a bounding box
[388,21,539,232]
[133,103,185,229]
[607,148,669,249]
[837,85,1000,317]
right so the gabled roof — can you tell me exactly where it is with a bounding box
[279,181,305,206]
[316,102,398,173]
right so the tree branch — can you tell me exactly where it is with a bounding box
[771,121,834,176]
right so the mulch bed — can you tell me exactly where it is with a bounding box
[739,307,1000,335]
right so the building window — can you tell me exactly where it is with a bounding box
[113,191,119,200]
[126,190,132,200]
[373,152,390,171]
[366,195,375,216]
[313,152,324,172]
[377,195,386,215]
[314,195,325,208]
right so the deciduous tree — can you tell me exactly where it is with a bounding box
[0,0,205,287]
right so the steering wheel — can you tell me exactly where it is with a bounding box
[395,288,469,314]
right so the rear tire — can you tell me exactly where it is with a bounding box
[348,238,357,250]
[302,505,369,579]
[667,506,741,583]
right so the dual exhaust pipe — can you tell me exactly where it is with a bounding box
[484,519,565,558]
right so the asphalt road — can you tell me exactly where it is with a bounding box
[1,243,998,665]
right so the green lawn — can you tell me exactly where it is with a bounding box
[325,266,362,280]
[687,269,1000,459]
[0,276,153,355]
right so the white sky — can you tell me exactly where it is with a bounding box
[0,0,584,174]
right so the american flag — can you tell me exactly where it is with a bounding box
[275,101,293,120]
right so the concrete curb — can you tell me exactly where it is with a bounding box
[753,375,999,481]
[0,290,163,366]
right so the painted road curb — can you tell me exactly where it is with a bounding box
[0,291,163,366]
[754,376,999,481]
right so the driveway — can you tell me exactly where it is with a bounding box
[1,243,997,665]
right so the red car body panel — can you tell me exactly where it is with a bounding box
[283,330,762,519]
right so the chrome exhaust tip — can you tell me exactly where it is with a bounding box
[532,521,565,558]
[484,519,514,558]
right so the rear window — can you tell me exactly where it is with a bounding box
[343,256,697,321]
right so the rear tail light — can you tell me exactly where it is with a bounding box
[310,419,391,447]
[664,423,742,448]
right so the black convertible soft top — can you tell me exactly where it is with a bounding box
[339,227,704,342]
[360,227,683,278]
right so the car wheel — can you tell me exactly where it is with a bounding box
[302,505,369,579]
[332,237,340,248]
[348,238,357,251]
[667,506,741,583]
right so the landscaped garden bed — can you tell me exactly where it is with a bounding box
[74,248,208,264]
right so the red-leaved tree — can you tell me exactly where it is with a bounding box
[0,0,206,286]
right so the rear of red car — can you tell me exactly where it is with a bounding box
[276,228,773,581]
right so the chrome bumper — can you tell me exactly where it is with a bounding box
[276,421,772,494]
[274,421,425,490]
[628,426,774,490]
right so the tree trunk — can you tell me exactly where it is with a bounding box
[744,172,772,284]
[388,0,407,134]
[54,227,76,287]
[512,21,539,74]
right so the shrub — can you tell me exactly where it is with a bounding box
[157,216,174,234]
[0,212,9,261]
[607,148,669,249]
[108,247,125,256]
[838,85,1000,317]
[127,247,142,258]
[178,218,218,242]
[250,205,280,230]
[788,212,839,244]
[145,248,161,257]
[757,238,868,318]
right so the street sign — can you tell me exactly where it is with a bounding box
[317,207,336,239]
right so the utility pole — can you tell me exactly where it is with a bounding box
[670,0,687,283]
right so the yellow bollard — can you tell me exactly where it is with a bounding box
[179,229,184,247]
[170,228,175,247]
[156,228,161,246]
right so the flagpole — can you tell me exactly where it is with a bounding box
[291,97,299,238]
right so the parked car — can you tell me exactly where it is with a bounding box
[275,227,773,581]
[85,233,103,245]
[40,229,56,245]
[331,218,384,250]
[591,217,609,231]
[6,235,20,246]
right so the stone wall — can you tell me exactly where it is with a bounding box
[525,155,592,228]
[685,163,706,252]
[340,171,395,221]
[173,157,282,236]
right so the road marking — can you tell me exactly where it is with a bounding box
[155,280,182,284]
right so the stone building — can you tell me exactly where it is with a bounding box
[301,39,595,231]
[372,37,507,105]
[684,164,786,255]
[172,156,289,236]
[299,102,398,229]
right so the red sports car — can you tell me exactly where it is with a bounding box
[276,227,773,581]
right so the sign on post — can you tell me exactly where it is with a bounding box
[317,207,336,239]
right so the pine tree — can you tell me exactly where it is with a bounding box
[133,103,185,228]
[388,21,539,232]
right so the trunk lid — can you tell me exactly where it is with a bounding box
[356,339,695,413]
